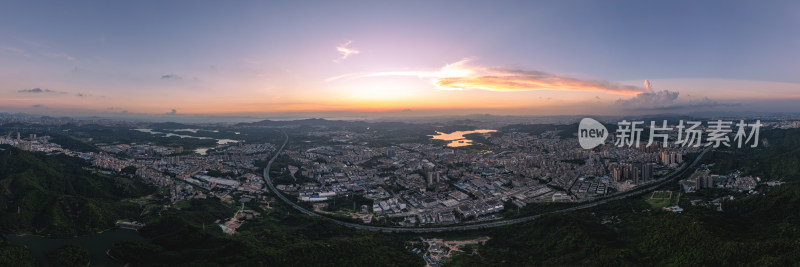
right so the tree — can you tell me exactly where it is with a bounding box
[47,245,90,267]
[121,166,137,175]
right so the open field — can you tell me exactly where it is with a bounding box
[646,191,680,209]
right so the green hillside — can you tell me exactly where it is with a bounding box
[0,145,154,236]
[109,208,423,266]
[448,184,800,266]
[703,128,800,181]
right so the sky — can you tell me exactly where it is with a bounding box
[1,0,799,118]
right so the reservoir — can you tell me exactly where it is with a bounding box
[133,128,241,145]
[134,128,240,155]
[429,129,497,147]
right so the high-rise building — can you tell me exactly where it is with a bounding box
[695,176,704,189]
[638,143,658,153]
[610,163,652,184]
[622,163,630,181]
[427,171,439,185]
[696,176,714,189]
[610,164,622,182]
[660,150,680,166]
[642,163,654,181]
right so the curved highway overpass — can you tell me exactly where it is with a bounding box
[263,131,709,233]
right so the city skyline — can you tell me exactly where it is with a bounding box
[1,1,799,117]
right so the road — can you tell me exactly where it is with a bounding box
[263,131,710,233]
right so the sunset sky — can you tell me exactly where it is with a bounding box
[1,1,799,117]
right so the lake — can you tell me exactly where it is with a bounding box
[5,229,147,266]
[429,129,497,147]
[133,128,240,145]
[194,148,209,155]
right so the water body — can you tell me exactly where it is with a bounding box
[172,129,220,134]
[5,229,147,266]
[194,148,209,155]
[217,139,238,145]
[172,128,200,133]
[429,129,497,147]
[133,128,240,145]
[132,128,158,134]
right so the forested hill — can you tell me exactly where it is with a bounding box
[448,183,800,266]
[0,145,153,236]
[703,128,800,182]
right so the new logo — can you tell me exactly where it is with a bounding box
[578,118,608,149]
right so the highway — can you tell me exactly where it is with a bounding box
[263,131,710,233]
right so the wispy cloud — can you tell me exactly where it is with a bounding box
[0,46,30,57]
[161,74,182,80]
[333,40,359,63]
[40,52,76,61]
[106,107,129,114]
[18,88,65,94]
[328,59,646,95]
[18,87,91,98]
[31,104,48,109]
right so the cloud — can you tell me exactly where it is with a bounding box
[0,46,30,57]
[19,88,47,93]
[165,109,177,115]
[76,93,85,97]
[616,90,739,110]
[161,74,182,80]
[433,70,644,94]
[106,107,129,114]
[18,88,65,94]
[616,90,680,109]
[328,59,646,95]
[40,52,76,61]
[31,104,48,109]
[334,40,359,62]
[644,80,653,93]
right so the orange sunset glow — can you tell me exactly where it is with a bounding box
[1,1,798,118]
